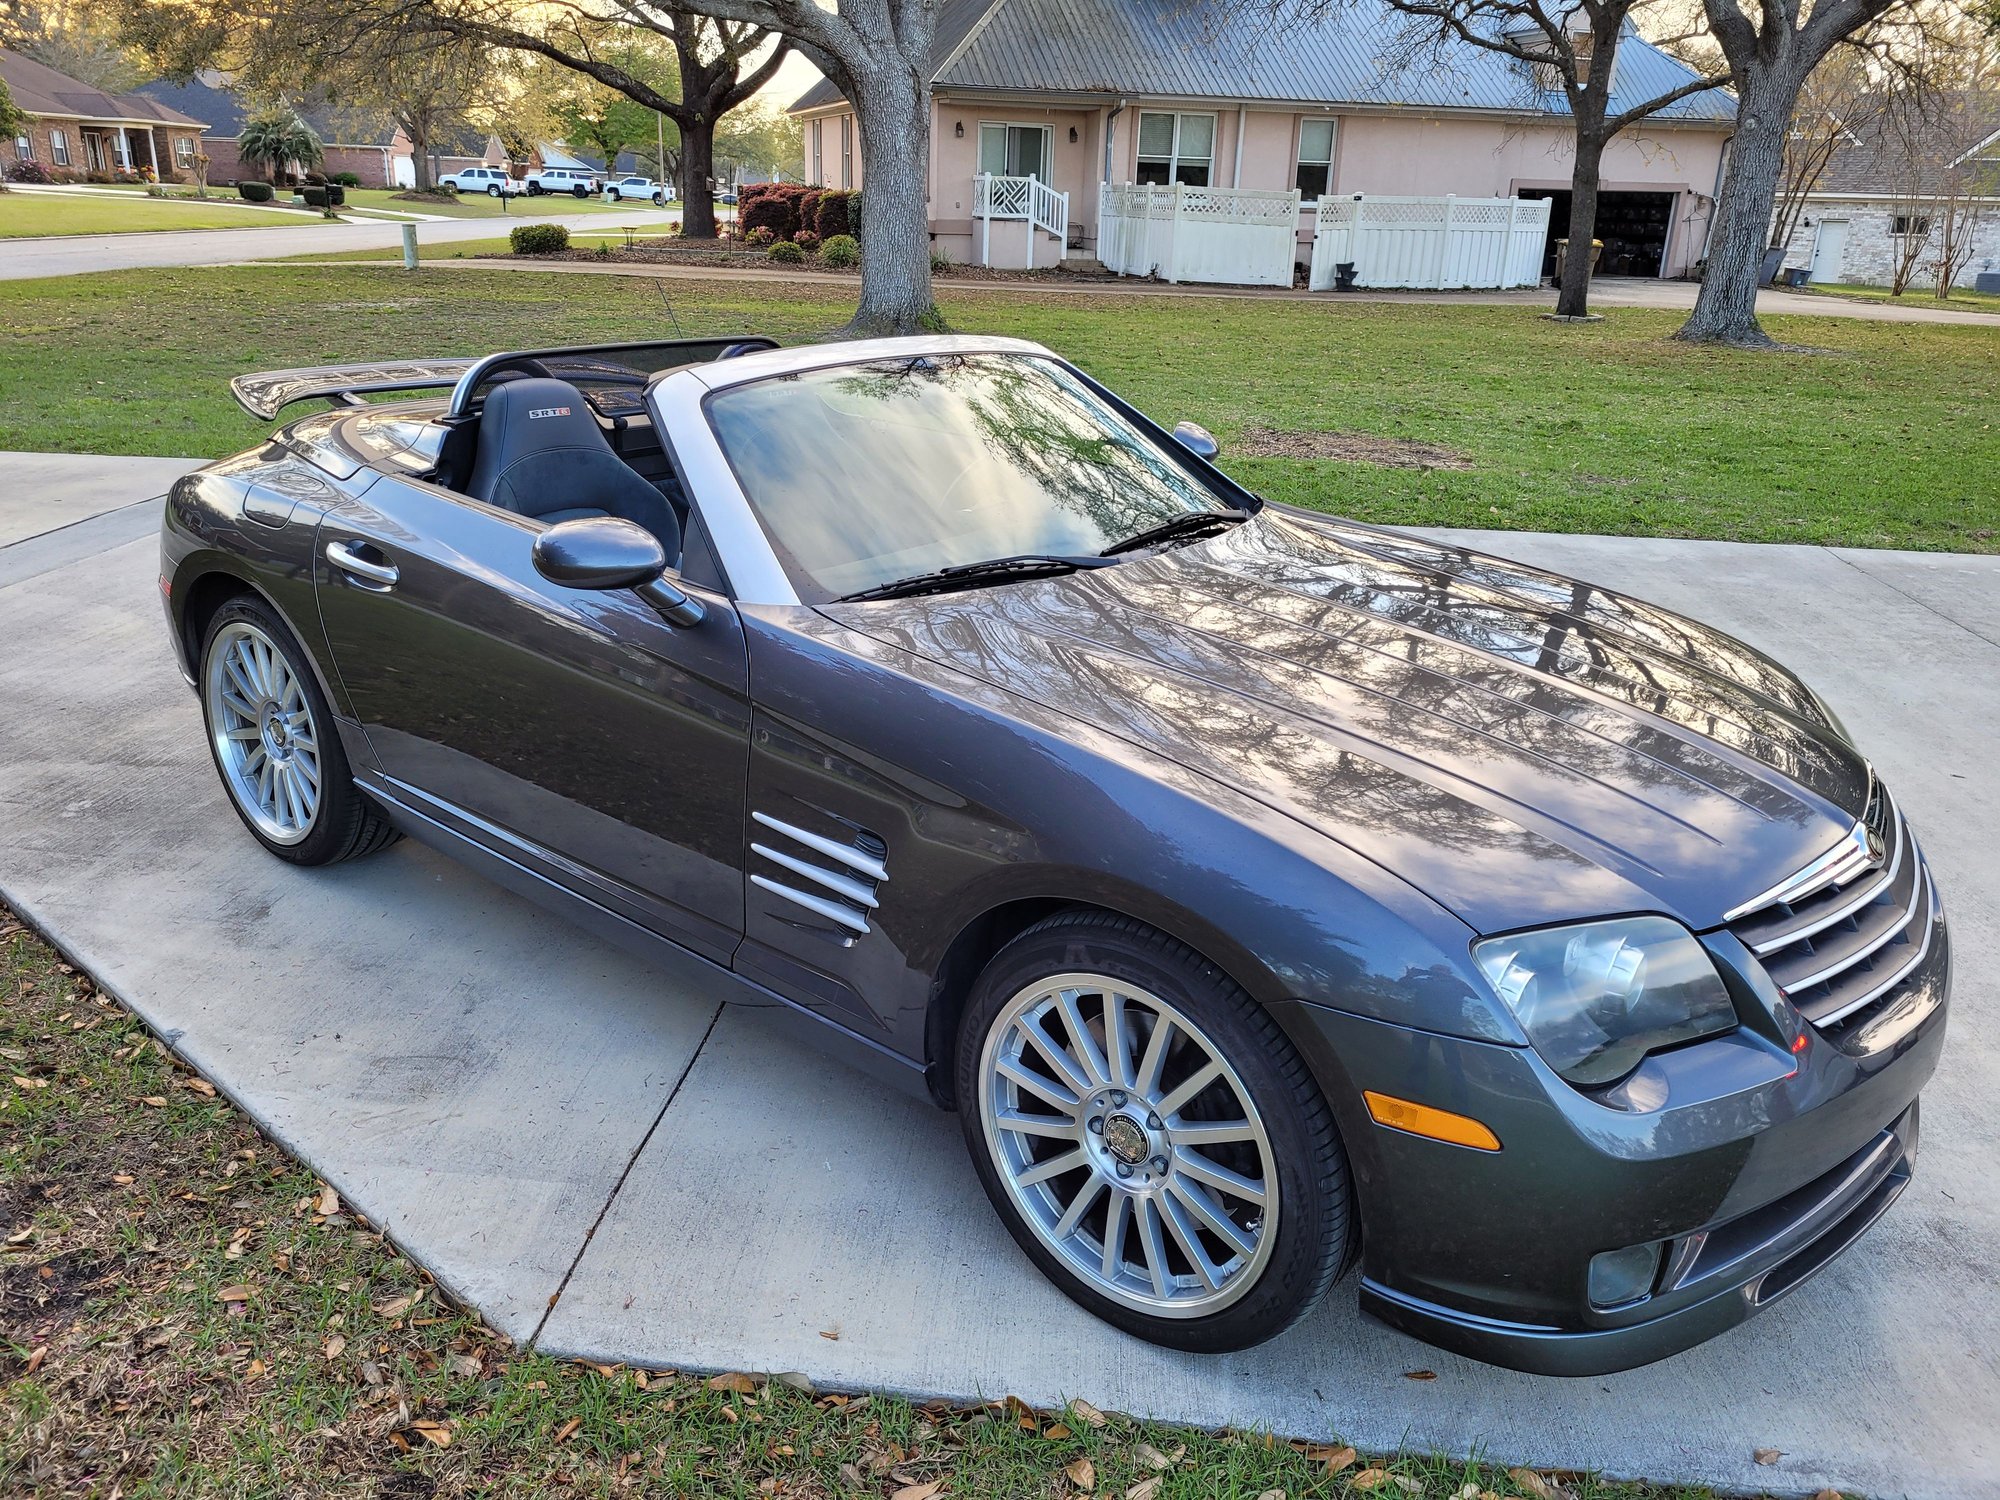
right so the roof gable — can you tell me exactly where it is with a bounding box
[1815,90,2000,195]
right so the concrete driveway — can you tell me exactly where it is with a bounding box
[1,453,1994,1500]
[0,204,681,281]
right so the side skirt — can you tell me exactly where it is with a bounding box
[359,779,934,1105]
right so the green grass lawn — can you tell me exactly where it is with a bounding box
[0,906,1829,1499]
[1,263,1995,551]
[0,191,320,237]
[1807,281,2000,313]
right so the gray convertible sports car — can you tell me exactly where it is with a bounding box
[161,334,1948,1373]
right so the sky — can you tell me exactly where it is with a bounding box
[759,47,824,109]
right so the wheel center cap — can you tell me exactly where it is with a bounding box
[1103,1113,1149,1166]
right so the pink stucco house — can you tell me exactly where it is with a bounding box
[790,0,1735,281]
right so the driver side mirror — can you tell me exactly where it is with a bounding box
[1173,421,1220,461]
[531,516,705,627]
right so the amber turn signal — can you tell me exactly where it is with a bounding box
[1363,1091,1502,1152]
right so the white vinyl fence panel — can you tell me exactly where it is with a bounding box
[1098,182,1301,287]
[1308,195,1550,291]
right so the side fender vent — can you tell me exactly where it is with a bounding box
[750,811,887,940]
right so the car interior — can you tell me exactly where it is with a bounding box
[418,339,777,590]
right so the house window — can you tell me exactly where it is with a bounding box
[810,119,822,182]
[1295,118,1335,201]
[49,128,70,167]
[1892,214,1932,237]
[979,123,1050,180]
[14,132,32,161]
[1136,111,1213,187]
[175,136,195,169]
[840,115,853,188]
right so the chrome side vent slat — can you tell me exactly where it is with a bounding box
[750,811,888,938]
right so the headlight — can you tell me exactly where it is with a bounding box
[1472,916,1738,1088]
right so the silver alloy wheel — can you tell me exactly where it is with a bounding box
[204,620,322,846]
[977,971,1279,1317]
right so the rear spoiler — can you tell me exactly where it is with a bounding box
[230,360,477,422]
[229,337,781,423]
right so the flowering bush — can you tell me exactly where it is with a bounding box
[5,160,53,185]
[745,224,775,246]
[792,229,820,252]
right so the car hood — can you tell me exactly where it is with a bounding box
[820,508,1871,935]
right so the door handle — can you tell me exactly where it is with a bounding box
[326,539,399,588]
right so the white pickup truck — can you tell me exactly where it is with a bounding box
[523,167,601,198]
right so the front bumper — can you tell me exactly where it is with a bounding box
[1284,908,1949,1377]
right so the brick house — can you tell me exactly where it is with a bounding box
[135,71,405,188]
[1777,92,2000,291]
[1,48,206,181]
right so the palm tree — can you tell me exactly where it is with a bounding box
[238,111,324,185]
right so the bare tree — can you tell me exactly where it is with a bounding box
[1672,0,1917,345]
[1929,161,1991,295]
[1367,0,1728,317]
[1772,50,1885,253]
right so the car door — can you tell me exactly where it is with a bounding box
[314,473,750,963]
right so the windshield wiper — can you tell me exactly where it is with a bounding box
[1100,508,1250,557]
[838,553,1117,603]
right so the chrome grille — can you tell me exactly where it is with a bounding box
[1727,778,1937,1034]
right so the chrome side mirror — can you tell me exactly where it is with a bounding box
[1173,420,1220,461]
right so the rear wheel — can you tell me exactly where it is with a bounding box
[527,182,543,196]
[199,596,400,867]
[956,911,1353,1352]
[486,184,501,197]
[572,184,589,198]
[608,188,622,201]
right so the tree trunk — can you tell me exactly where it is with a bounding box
[680,120,717,238]
[847,70,939,336]
[1674,73,1798,345]
[1555,129,1607,318]
[408,122,435,192]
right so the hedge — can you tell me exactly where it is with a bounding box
[237,181,274,202]
[815,188,860,243]
[510,222,570,255]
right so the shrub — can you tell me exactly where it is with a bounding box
[509,222,570,255]
[331,171,360,187]
[930,245,953,273]
[792,229,820,252]
[237,180,274,203]
[820,233,859,269]
[740,180,814,241]
[798,189,823,236]
[5,160,52,185]
[815,188,858,242]
[302,186,329,208]
[745,224,775,246]
[768,239,806,265]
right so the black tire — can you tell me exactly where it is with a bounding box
[608,188,622,201]
[955,910,1354,1353]
[572,184,588,198]
[198,595,401,867]
[527,182,543,196]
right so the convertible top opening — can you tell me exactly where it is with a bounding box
[228,337,778,422]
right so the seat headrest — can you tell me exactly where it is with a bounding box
[477,377,604,451]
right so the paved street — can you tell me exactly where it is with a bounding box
[0,204,681,280]
[1,453,1994,1499]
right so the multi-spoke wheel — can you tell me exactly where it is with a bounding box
[958,912,1353,1352]
[198,595,401,867]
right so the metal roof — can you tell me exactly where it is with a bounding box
[791,0,1733,124]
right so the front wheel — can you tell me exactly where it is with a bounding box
[956,911,1353,1352]
[199,595,400,867]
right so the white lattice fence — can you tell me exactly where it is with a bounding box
[1097,182,1301,286]
[1309,195,1551,291]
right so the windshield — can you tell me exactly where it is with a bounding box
[705,353,1232,601]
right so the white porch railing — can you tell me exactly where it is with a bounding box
[974,173,1069,268]
[1098,182,1301,286]
[1308,194,1550,291]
